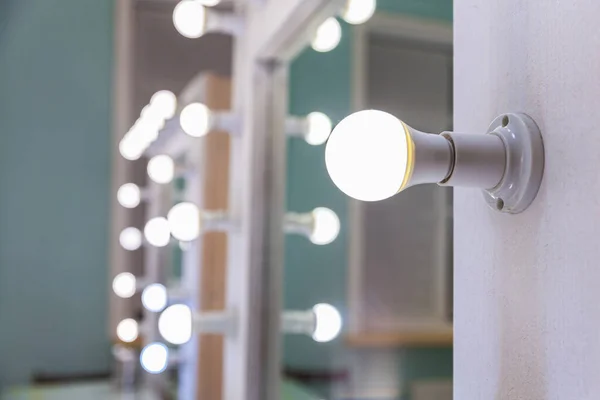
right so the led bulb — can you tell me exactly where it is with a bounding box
[117,183,141,208]
[140,343,169,374]
[150,90,177,120]
[119,134,144,161]
[116,318,139,343]
[310,207,340,245]
[312,17,342,53]
[142,284,168,312]
[312,303,342,343]
[180,103,211,137]
[305,112,332,145]
[159,304,193,345]
[325,110,410,202]
[167,202,201,242]
[173,0,207,39]
[144,217,171,247]
[342,0,376,25]
[119,227,143,251]
[113,272,137,298]
[147,155,175,184]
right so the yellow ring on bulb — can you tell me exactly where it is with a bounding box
[398,121,415,192]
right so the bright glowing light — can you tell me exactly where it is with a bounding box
[112,272,137,298]
[142,284,168,312]
[150,90,177,120]
[305,112,332,145]
[180,103,211,137]
[144,217,171,247]
[159,304,193,345]
[342,0,376,25]
[117,183,141,208]
[119,134,144,161]
[312,303,342,342]
[173,0,207,39]
[325,110,409,202]
[147,155,175,184]
[119,227,143,251]
[116,318,139,343]
[310,207,340,245]
[140,343,169,374]
[167,202,201,242]
[198,0,220,5]
[311,18,342,53]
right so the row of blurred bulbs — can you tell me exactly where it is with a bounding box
[172,0,376,52]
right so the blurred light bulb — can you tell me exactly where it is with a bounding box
[116,318,139,343]
[119,135,144,161]
[305,112,333,145]
[144,217,171,247]
[342,0,376,25]
[312,303,342,342]
[198,0,220,5]
[150,90,177,120]
[325,110,410,202]
[142,284,168,312]
[180,103,211,137]
[312,17,342,53]
[140,343,169,374]
[159,304,193,345]
[117,183,141,208]
[310,207,340,245]
[119,227,143,251]
[173,0,207,39]
[147,155,175,184]
[167,202,201,242]
[113,272,137,298]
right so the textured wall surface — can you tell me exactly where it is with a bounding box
[454,1,600,398]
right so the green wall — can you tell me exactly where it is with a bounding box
[0,0,113,385]
[285,0,453,395]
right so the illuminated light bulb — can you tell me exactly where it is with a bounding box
[147,155,175,184]
[140,343,169,374]
[342,0,376,25]
[198,0,220,5]
[150,90,177,120]
[312,17,342,53]
[159,304,193,345]
[144,217,171,247]
[312,303,342,343]
[119,227,143,251]
[310,207,340,245]
[116,318,139,343]
[112,272,137,298]
[119,134,144,161]
[180,102,211,137]
[305,112,333,145]
[173,0,207,39]
[141,283,168,312]
[167,202,201,242]
[117,183,141,208]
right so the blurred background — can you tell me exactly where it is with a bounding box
[0,0,453,399]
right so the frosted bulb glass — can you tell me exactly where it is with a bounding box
[180,103,211,137]
[113,272,137,298]
[140,343,169,374]
[119,135,144,161]
[147,155,175,184]
[116,318,139,343]
[198,0,220,6]
[173,0,207,39]
[144,217,171,247]
[167,202,201,242]
[305,112,333,145]
[159,304,193,345]
[325,110,409,202]
[142,284,168,312]
[117,183,141,208]
[310,207,340,245]
[312,303,342,343]
[342,0,376,25]
[119,227,142,251]
[150,90,177,120]
[311,17,342,53]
